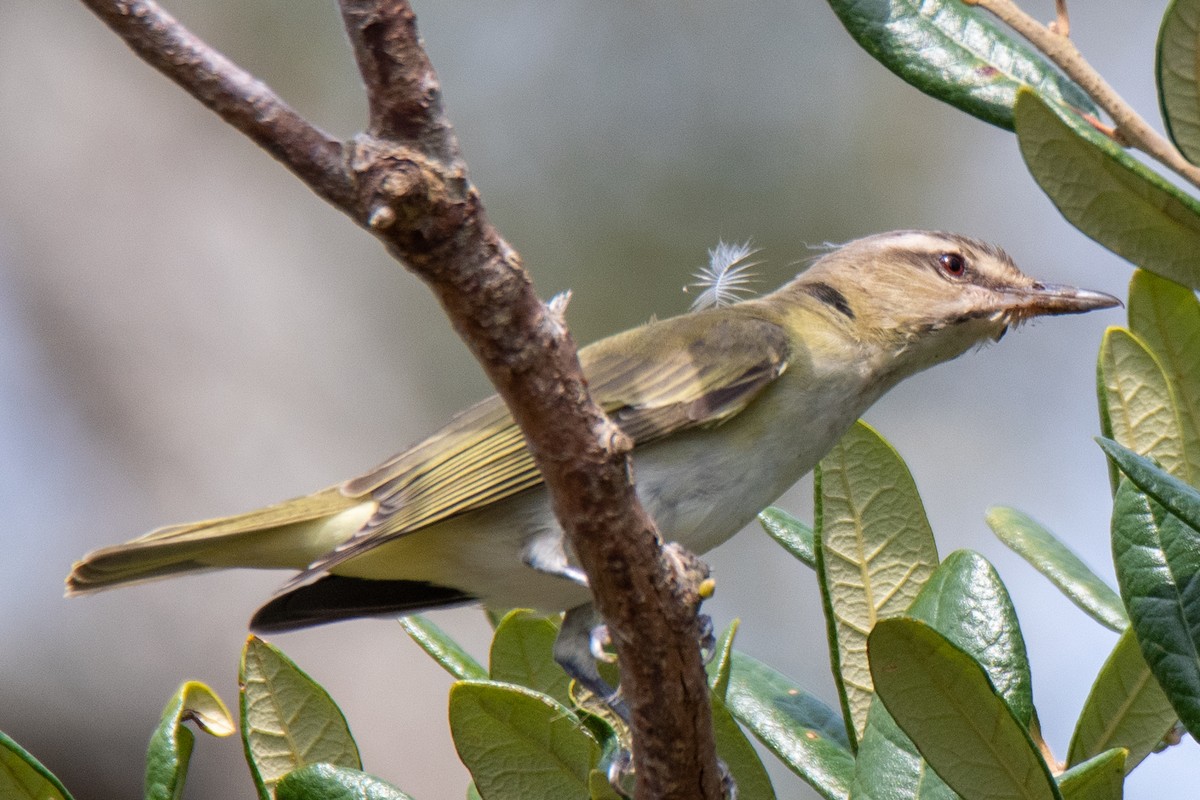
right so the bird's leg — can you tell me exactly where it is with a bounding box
[554,603,629,721]
[522,531,589,587]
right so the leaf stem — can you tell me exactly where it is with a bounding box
[964,0,1200,191]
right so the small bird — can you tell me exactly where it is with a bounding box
[66,231,1117,699]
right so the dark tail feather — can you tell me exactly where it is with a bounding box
[249,575,476,633]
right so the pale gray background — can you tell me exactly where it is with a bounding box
[1,1,1195,797]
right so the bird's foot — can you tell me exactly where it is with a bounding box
[589,623,617,663]
[697,613,717,665]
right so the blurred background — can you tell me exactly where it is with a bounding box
[1,1,1193,797]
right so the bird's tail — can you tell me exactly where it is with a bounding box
[65,487,374,595]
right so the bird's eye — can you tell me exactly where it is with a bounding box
[938,252,966,277]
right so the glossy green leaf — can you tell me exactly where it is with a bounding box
[725,652,853,800]
[1128,268,1200,480]
[588,770,624,800]
[449,681,598,800]
[145,680,235,800]
[490,609,571,706]
[815,420,939,744]
[850,699,960,800]
[1057,748,1126,800]
[906,550,1035,727]
[1158,0,1200,164]
[1068,627,1177,771]
[0,731,75,800]
[712,692,777,800]
[275,764,413,800]
[707,619,740,699]
[1015,89,1200,290]
[760,507,815,568]
[824,0,1095,130]
[1098,327,1188,486]
[1112,479,1200,739]
[400,615,488,681]
[986,507,1128,632]
[868,618,1061,800]
[240,636,360,800]
[1098,438,1200,532]
[852,549,1033,799]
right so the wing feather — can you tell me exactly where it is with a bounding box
[300,306,790,580]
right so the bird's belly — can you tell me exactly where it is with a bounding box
[337,369,875,611]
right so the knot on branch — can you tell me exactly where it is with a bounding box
[660,542,712,617]
[351,134,474,262]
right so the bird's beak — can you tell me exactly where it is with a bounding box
[998,282,1122,318]
[983,282,1120,342]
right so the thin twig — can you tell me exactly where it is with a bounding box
[1049,0,1069,37]
[965,0,1200,191]
[78,0,355,209]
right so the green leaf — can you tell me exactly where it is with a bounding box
[759,507,815,568]
[1158,0,1200,164]
[1015,89,1200,290]
[490,610,571,706]
[1128,268,1200,480]
[707,619,740,699]
[1111,479,1200,739]
[986,507,1128,633]
[725,652,853,800]
[449,681,598,800]
[0,731,75,800]
[711,693,777,800]
[1098,327,1188,485]
[1068,627,1177,771]
[1098,438,1200,532]
[275,764,414,800]
[906,550,1035,727]
[588,770,624,800]
[851,549,1034,800]
[1057,748,1126,800]
[824,0,1095,130]
[850,700,960,800]
[401,615,488,681]
[240,636,361,800]
[145,681,235,800]
[868,618,1061,800]
[815,420,940,744]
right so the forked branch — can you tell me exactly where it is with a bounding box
[76,1,722,797]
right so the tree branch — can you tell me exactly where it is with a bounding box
[78,0,723,796]
[79,0,355,209]
[964,0,1200,191]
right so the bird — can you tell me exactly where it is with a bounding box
[66,230,1118,704]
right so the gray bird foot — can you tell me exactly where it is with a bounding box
[604,749,738,799]
[555,605,630,722]
[590,623,617,663]
[698,613,717,664]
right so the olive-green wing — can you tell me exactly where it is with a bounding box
[340,308,791,544]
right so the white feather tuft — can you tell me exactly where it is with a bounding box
[685,240,760,311]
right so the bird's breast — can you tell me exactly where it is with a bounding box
[630,364,879,554]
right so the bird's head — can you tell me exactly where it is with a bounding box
[780,230,1120,375]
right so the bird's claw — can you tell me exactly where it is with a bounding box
[590,623,617,663]
[604,748,737,800]
[697,613,717,665]
[607,748,635,798]
[719,758,738,800]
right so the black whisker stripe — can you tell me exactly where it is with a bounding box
[804,281,855,319]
